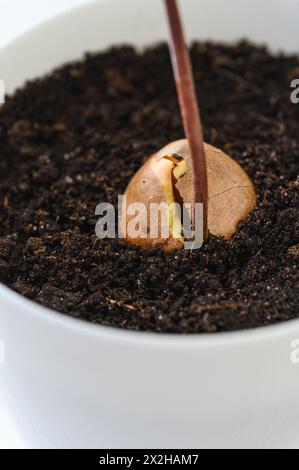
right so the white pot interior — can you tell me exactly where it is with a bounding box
[1,0,299,96]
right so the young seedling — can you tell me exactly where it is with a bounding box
[121,0,256,251]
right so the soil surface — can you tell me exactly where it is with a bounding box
[0,41,298,333]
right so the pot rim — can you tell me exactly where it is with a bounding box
[1,282,299,347]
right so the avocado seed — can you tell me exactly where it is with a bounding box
[121,139,256,251]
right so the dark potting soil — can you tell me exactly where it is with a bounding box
[0,41,298,333]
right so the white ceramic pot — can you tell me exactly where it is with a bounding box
[0,0,299,449]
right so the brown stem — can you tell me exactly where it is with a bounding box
[164,0,208,239]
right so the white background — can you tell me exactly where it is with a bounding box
[0,0,86,449]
